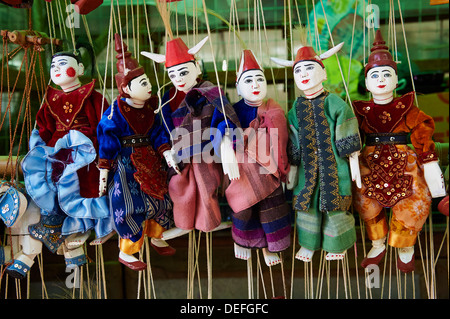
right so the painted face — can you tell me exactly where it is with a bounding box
[167,61,200,93]
[236,70,267,104]
[293,61,326,93]
[126,74,152,102]
[50,55,83,87]
[365,66,398,96]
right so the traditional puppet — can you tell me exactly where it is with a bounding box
[271,40,362,263]
[225,49,291,266]
[352,30,446,273]
[96,34,178,271]
[21,48,113,269]
[0,182,42,279]
[141,35,241,236]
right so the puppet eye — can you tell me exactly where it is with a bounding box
[306,65,314,71]
[169,74,176,79]
[141,81,148,87]
[371,73,379,79]
[384,73,392,78]
[59,61,67,66]
[294,68,301,74]
[180,70,189,77]
[257,77,265,82]
[244,78,253,84]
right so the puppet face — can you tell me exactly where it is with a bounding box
[50,55,84,88]
[236,70,267,104]
[124,74,152,102]
[365,66,398,96]
[293,61,326,93]
[167,61,200,93]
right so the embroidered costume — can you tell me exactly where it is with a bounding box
[97,96,174,245]
[162,81,240,232]
[225,98,292,253]
[352,92,436,247]
[287,91,361,253]
[22,80,113,243]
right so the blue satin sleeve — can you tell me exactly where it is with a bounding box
[149,112,171,151]
[97,102,123,163]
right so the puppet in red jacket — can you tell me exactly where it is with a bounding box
[352,30,446,273]
[22,49,113,269]
[226,50,291,267]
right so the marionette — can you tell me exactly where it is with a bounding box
[352,30,446,273]
[0,181,42,279]
[141,35,241,235]
[224,50,291,266]
[271,39,362,263]
[96,34,178,271]
[44,0,104,15]
[21,46,113,269]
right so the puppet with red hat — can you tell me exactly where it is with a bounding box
[352,29,446,273]
[272,31,362,263]
[224,49,291,267]
[96,34,179,271]
[141,2,241,239]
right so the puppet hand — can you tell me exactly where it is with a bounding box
[349,151,362,188]
[286,165,298,190]
[220,134,240,180]
[163,149,181,175]
[423,161,446,198]
[99,169,109,196]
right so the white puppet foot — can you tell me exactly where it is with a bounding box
[295,246,314,262]
[325,251,346,261]
[234,243,251,261]
[262,248,281,267]
[90,231,115,246]
[66,231,91,249]
[150,238,176,256]
[397,246,415,273]
[161,227,191,241]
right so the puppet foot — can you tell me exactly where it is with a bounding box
[325,251,346,261]
[150,238,176,256]
[0,245,12,265]
[262,248,281,267]
[64,246,87,268]
[161,227,191,240]
[6,252,36,279]
[66,231,91,249]
[361,237,386,268]
[118,251,146,271]
[295,247,314,262]
[90,231,115,246]
[234,243,251,261]
[211,221,232,232]
[397,246,415,273]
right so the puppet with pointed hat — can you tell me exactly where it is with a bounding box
[224,49,291,267]
[271,30,362,263]
[96,34,179,271]
[352,29,446,273]
[141,1,241,238]
[21,44,114,271]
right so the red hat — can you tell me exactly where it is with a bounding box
[114,33,145,97]
[365,29,397,75]
[236,50,263,82]
[165,38,195,68]
[294,46,324,68]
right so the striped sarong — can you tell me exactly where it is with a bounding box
[231,186,291,253]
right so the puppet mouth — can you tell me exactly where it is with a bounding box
[378,85,386,88]
[178,83,186,88]
[55,74,61,77]
[252,91,260,95]
[302,79,309,84]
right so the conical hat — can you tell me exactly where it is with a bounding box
[236,50,263,82]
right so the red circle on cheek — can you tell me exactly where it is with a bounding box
[66,67,76,78]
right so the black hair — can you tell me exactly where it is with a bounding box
[52,38,96,77]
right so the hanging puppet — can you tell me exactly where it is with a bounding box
[271,38,362,263]
[44,0,104,15]
[352,30,446,273]
[21,46,113,269]
[96,34,178,271]
[141,8,241,237]
[225,49,291,266]
[0,182,42,279]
